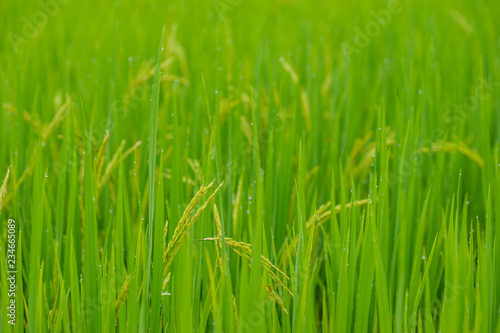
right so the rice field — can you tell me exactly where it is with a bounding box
[1,0,500,332]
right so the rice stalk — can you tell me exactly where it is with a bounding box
[162,180,224,289]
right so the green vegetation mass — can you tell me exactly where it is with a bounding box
[1,0,500,331]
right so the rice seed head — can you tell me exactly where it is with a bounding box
[0,167,10,215]
[116,275,131,323]
[266,285,289,315]
[162,180,223,284]
[41,97,71,142]
[203,236,293,296]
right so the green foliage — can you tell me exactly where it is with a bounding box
[1,0,500,331]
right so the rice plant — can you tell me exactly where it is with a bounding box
[1,0,500,332]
